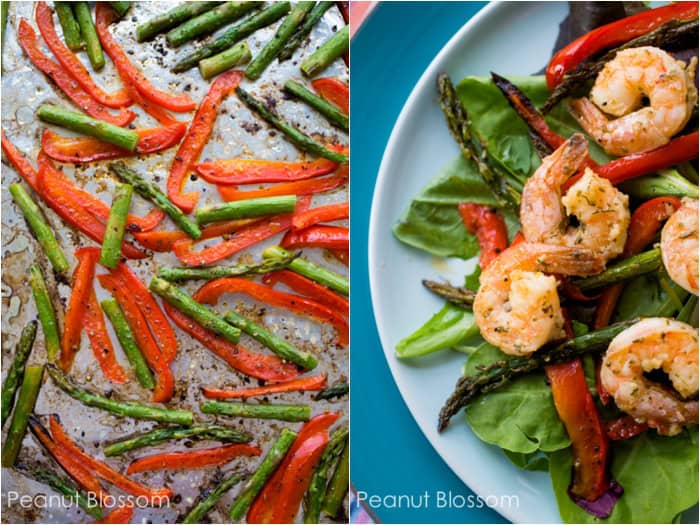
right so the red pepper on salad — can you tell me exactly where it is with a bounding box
[605,415,649,441]
[126,444,261,474]
[202,374,328,400]
[458,203,509,269]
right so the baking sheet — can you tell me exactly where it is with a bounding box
[1,2,348,523]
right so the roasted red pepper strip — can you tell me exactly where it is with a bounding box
[17,19,135,126]
[291,202,349,231]
[134,218,260,252]
[2,131,40,190]
[218,167,348,202]
[202,374,327,400]
[163,302,300,382]
[41,124,187,163]
[95,4,196,113]
[331,249,349,266]
[195,278,349,347]
[458,203,509,269]
[49,417,173,504]
[311,78,349,115]
[35,2,131,109]
[263,270,349,317]
[546,2,699,90]
[167,70,244,212]
[85,288,129,384]
[126,444,261,474]
[546,359,610,501]
[196,155,341,185]
[93,503,134,524]
[173,196,310,266]
[281,225,349,251]
[248,413,339,524]
[606,415,649,441]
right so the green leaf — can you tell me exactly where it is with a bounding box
[463,343,570,454]
[503,449,550,472]
[463,265,482,292]
[549,429,699,524]
[614,273,689,322]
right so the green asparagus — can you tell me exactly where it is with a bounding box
[47,364,194,425]
[224,310,317,370]
[677,294,698,325]
[314,381,348,401]
[2,365,44,467]
[74,2,104,70]
[148,276,241,344]
[263,246,348,295]
[184,472,245,524]
[28,264,60,362]
[158,251,298,282]
[1,1,9,54]
[99,183,132,269]
[166,1,262,47]
[422,279,475,309]
[284,80,348,131]
[100,298,155,390]
[1,321,37,425]
[620,169,699,200]
[321,432,349,517]
[574,248,662,291]
[108,1,131,18]
[172,2,290,72]
[278,1,334,62]
[136,2,223,42]
[245,1,314,80]
[198,41,251,80]
[304,428,348,523]
[196,195,297,226]
[10,183,69,273]
[229,428,297,520]
[109,163,201,239]
[202,400,311,422]
[55,2,84,51]
[300,24,348,77]
[37,105,139,151]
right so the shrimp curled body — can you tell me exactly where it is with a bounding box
[570,46,697,156]
[473,242,604,356]
[661,198,699,295]
[601,317,698,436]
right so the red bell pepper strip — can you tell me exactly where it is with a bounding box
[546,2,699,90]
[281,225,349,251]
[85,287,129,384]
[331,249,348,266]
[163,302,300,382]
[41,124,187,163]
[217,165,348,201]
[17,19,136,127]
[263,270,349,317]
[194,278,349,347]
[202,374,327,400]
[48,417,173,504]
[291,202,349,231]
[134,218,260,252]
[606,415,649,441]
[195,155,341,185]
[166,70,244,212]
[545,359,610,501]
[173,196,311,266]
[2,130,40,191]
[35,2,131,109]
[311,78,349,115]
[95,4,196,113]
[458,203,509,269]
[126,444,261,474]
[93,503,134,524]
[248,413,339,524]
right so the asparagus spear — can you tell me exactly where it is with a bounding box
[1,365,44,467]
[574,248,662,291]
[300,24,349,78]
[172,2,290,73]
[158,251,298,282]
[422,280,475,309]
[229,428,297,520]
[278,1,334,62]
[321,431,349,517]
[314,381,348,401]
[263,246,348,295]
[167,1,262,47]
[10,184,69,273]
[136,2,223,42]
[47,364,194,425]
[202,400,310,422]
[438,319,640,431]
[148,276,241,344]
[104,424,251,456]
[28,264,60,362]
[73,2,104,70]
[1,321,37,425]
[196,195,297,226]
[237,87,348,162]
[677,294,698,325]
[1,1,9,55]
[109,163,201,239]
[245,1,314,80]
[55,2,84,51]
[99,183,132,269]
[284,80,349,131]
[100,298,155,390]
[108,2,131,18]
[304,428,348,523]
[620,169,699,201]
[438,73,520,212]
[198,41,251,80]
[224,310,317,370]
[37,105,139,151]
[184,472,245,524]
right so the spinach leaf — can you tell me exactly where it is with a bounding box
[614,273,688,321]
[503,449,550,472]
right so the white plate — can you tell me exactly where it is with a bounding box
[368,2,570,523]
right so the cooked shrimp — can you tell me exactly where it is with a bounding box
[661,198,699,295]
[473,242,604,355]
[520,134,630,262]
[601,317,698,436]
[569,47,697,156]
